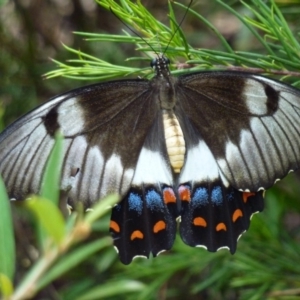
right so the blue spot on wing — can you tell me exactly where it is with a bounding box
[128,192,143,215]
[145,190,164,211]
[211,186,223,205]
[114,203,121,211]
[226,190,234,201]
[192,187,209,206]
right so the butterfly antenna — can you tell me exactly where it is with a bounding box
[109,6,159,56]
[164,0,193,55]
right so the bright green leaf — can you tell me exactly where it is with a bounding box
[0,273,14,297]
[84,194,119,225]
[76,280,145,300]
[0,176,15,281]
[36,237,112,290]
[41,132,64,204]
[24,197,65,244]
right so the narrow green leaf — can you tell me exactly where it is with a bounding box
[76,280,145,300]
[0,176,15,281]
[36,237,112,290]
[220,0,275,55]
[41,132,64,204]
[24,197,65,244]
[168,1,178,38]
[0,273,14,297]
[176,1,234,54]
[84,194,119,225]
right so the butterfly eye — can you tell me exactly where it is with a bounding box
[150,58,157,69]
[164,57,170,65]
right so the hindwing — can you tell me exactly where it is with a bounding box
[179,182,264,252]
[110,115,178,264]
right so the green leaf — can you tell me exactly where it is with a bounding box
[24,197,65,245]
[41,131,64,204]
[76,280,145,300]
[36,237,112,290]
[0,176,15,282]
[0,273,14,298]
[84,194,119,225]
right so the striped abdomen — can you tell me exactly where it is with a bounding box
[163,112,185,173]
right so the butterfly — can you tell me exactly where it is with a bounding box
[1,54,300,264]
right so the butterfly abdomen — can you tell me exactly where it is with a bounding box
[163,112,185,173]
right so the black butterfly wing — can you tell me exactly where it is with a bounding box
[177,71,300,191]
[110,114,178,264]
[0,78,178,264]
[0,79,160,206]
[179,183,264,253]
[175,71,300,252]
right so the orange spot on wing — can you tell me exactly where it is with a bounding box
[193,217,207,227]
[163,189,176,204]
[216,222,227,231]
[131,230,144,240]
[110,220,120,233]
[153,220,166,233]
[243,192,255,203]
[232,209,243,222]
[179,186,191,202]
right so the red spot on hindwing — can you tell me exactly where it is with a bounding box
[216,222,227,232]
[153,220,166,233]
[232,209,243,222]
[110,220,120,233]
[178,185,191,202]
[130,230,144,240]
[243,192,255,203]
[193,217,207,227]
[163,188,176,204]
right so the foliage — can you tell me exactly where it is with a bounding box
[46,0,300,83]
[0,0,300,299]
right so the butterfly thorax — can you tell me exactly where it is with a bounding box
[151,54,177,110]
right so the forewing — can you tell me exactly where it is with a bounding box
[177,71,300,191]
[0,79,160,207]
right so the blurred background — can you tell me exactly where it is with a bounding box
[1,0,300,299]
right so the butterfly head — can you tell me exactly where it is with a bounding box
[150,54,170,78]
